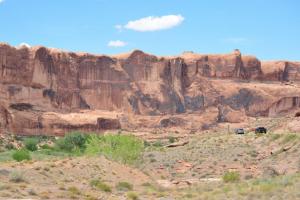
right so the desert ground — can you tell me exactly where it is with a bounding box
[0,115,299,200]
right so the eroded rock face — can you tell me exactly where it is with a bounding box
[217,105,247,123]
[267,97,300,117]
[261,61,300,81]
[0,43,300,135]
[0,105,11,130]
[182,50,262,80]
[38,111,121,135]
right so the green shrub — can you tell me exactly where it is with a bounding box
[223,171,240,183]
[24,138,39,151]
[90,179,111,192]
[85,134,144,164]
[55,132,87,152]
[12,149,31,162]
[116,181,133,191]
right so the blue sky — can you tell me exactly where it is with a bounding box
[0,0,299,60]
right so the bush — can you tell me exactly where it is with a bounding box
[223,171,240,183]
[116,181,133,191]
[55,138,74,152]
[40,144,53,150]
[55,132,87,152]
[12,149,31,162]
[127,192,139,200]
[152,140,163,147]
[85,134,144,164]
[5,143,15,150]
[168,136,176,143]
[68,186,81,195]
[9,171,25,183]
[143,140,151,147]
[24,138,39,151]
[90,179,111,192]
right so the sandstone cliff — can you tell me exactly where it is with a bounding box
[0,43,300,135]
[261,61,300,81]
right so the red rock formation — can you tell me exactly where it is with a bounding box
[261,61,300,81]
[181,49,262,80]
[0,43,300,135]
[267,97,300,117]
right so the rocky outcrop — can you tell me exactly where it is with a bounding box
[181,49,262,80]
[261,61,300,81]
[266,97,300,117]
[38,110,121,135]
[0,43,300,135]
[160,117,187,128]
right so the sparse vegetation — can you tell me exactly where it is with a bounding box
[143,140,151,147]
[5,143,15,150]
[0,128,300,199]
[127,191,139,200]
[24,138,39,151]
[85,134,144,164]
[9,171,25,183]
[12,149,31,162]
[116,181,133,191]
[270,134,281,141]
[282,134,297,144]
[89,179,112,192]
[223,171,240,183]
[152,140,164,147]
[68,186,81,195]
[249,150,258,157]
[55,132,87,152]
[40,144,53,150]
[168,136,176,143]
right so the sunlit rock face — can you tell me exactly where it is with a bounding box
[0,43,300,135]
[261,61,300,82]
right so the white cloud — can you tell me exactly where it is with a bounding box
[107,40,127,47]
[18,42,31,48]
[122,14,184,32]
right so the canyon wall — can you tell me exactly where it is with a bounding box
[1,43,300,134]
